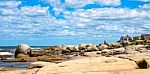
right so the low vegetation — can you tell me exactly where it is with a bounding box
[136,59,149,69]
[36,56,65,62]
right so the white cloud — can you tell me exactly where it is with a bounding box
[44,0,121,8]
[1,5,49,16]
[139,4,150,9]
[42,0,121,16]
[0,0,150,41]
[68,8,150,19]
[56,30,76,36]
[96,25,119,31]
[65,0,121,7]
[143,24,150,28]
[21,5,49,16]
[0,1,21,8]
[63,26,70,28]
[62,7,150,35]
[43,0,61,6]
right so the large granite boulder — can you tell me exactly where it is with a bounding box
[101,47,126,56]
[145,45,150,50]
[62,45,79,52]
[101,49,112,56]
[79,44,98,51]
[113,47,126,54]
[86,46,99,51]
[67,46,79,52]
[112,42,122,48]
[98,44,109,50]
[134,45,145,51]
[15,44,31,58]
[60,46,70,53]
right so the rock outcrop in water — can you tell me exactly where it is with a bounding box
[15,44,32,58]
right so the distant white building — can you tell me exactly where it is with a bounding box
[120,35,132,43]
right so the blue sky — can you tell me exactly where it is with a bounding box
[0,0,150,46]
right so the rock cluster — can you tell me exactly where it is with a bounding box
[42,43,110,56]
[13,43,150,61]
[13,43,109,60]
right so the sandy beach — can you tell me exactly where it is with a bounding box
[1,51,150,74]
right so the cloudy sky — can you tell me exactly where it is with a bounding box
[0,0,150,46]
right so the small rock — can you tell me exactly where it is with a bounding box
[96,51,102,54]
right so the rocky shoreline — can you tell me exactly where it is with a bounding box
[0,40,150,74]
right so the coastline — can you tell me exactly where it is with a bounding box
[1,51,150,74]
[0,39,150,74]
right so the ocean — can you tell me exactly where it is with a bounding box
[0,46,49,52]
[0,46,49,68]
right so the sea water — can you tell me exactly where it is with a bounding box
[0,46,48,68]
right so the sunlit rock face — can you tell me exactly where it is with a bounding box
[15,44,31,58]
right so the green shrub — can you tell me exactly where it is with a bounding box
[130,42,136,45]
[136,59,149,69]
[113,45,121,49]
[123,42,129,47]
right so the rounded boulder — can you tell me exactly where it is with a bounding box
[15,44,31,58]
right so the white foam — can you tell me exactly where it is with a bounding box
[0,52,13,55]
[31,47,41,50]
[0,49,4,50]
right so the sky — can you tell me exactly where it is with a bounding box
[0,0,150,46]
